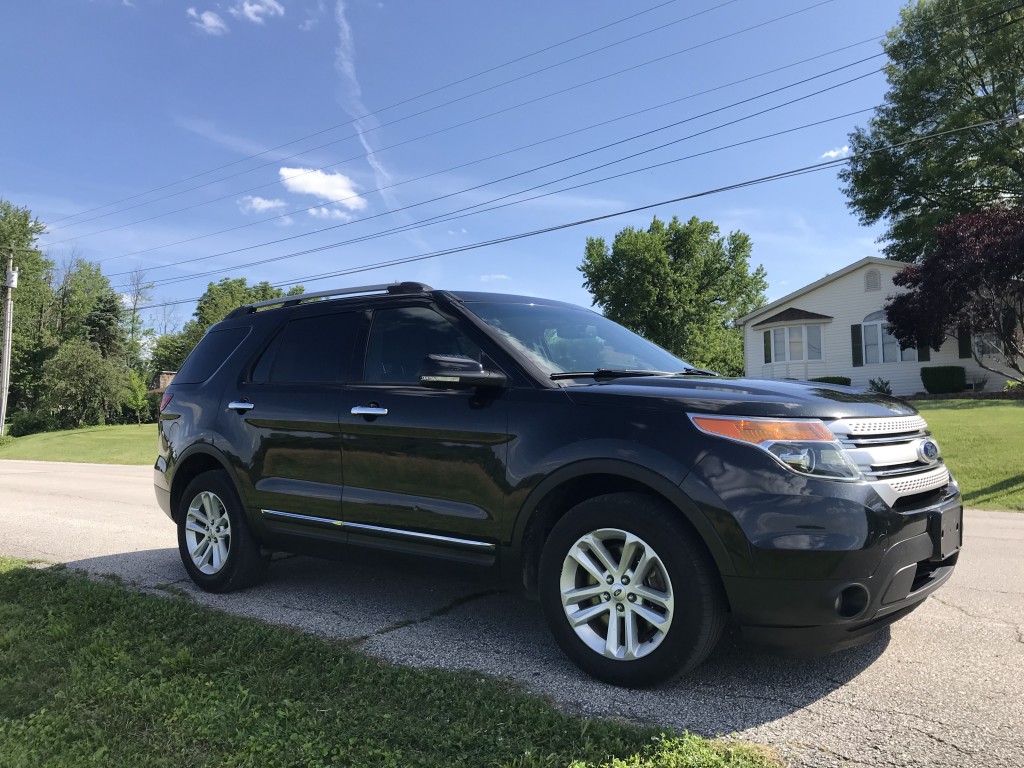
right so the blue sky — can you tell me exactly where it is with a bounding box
[1,0,907,328]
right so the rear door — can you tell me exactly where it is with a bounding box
[218,307,359,538]
[339,303,510,561]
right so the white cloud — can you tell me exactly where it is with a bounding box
[446,228,467,235]
[480,274,510,283]
[308,206,352,221]
[279,167,367,210]
[820,145,852,160]
[187,7,229,35]
[230,0,285,24]
[299,0,325,30]
[238,195,287,214]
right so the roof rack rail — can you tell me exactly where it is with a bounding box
[225,282,433,318]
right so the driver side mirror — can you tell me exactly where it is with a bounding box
[419,354,508,390]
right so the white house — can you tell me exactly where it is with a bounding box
[738,256,1012,396]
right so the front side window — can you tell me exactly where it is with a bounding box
[763,325,824,363]
[364,306,481,383]
[862,311,916,364]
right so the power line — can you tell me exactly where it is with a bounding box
[136,113,1020,312]
[100,39,884,269]
[127,69,883,290]
[42,0,691,227]
[132,105,877,292]
[42,0,836,239]
[106,56,885,285]
[42,0,739,231]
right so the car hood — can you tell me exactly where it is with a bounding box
[562,375,917,420]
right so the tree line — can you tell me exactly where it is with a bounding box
[0,200,304,436]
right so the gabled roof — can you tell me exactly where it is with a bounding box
[739,256,907,326]
[751,307,833,328]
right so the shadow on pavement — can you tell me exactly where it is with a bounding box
[61,546,888,736]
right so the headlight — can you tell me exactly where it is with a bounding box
[689,415,862,481]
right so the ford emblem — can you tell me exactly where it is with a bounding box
[918,439,940,463]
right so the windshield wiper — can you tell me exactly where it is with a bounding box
[675,367,720,377]
[550,367,720,381]
[550,369,676,381]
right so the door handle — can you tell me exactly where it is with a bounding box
[227,401,255,412]
[351,405,388,417]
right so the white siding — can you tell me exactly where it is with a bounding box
[743,261,1012,395]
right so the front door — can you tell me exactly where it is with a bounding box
[340,304,510,561]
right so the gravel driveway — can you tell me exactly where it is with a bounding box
[1,459,1021,767]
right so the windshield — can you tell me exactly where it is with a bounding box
[464,301,693,377]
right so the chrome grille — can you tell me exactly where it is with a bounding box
[826,416,950,507]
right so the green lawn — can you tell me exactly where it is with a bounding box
[0,424,156,465]
[911,399,1024,511]
[0,557,776,768]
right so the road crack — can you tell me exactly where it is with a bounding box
[369,589,503,638]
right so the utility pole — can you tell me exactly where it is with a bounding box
[0,249,18,437]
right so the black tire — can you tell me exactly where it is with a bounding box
[538,491,725,687]
[176,470,269,593]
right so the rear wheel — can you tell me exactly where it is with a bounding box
[176,470,269,593]
[539,492,725,687]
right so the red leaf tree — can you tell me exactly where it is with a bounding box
[885,206,1024,383]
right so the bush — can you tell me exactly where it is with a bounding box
[868,377,893,395]
[920,366,967,394]
[8,409,57,437]
[0,433,15,448]
[809,376,852,386]
[1005,379,1022,391]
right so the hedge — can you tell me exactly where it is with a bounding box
[920,366,967,394]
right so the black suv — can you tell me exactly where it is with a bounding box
[155,282,962,686]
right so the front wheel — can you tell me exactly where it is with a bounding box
[176,470,269,593]
[538,492,725,687]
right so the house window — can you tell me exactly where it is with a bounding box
[865,269,881,292]
[862,310,916,363]
[973,332,1002,357]
[763,325,824,363]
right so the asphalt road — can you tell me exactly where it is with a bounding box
[1,459,1021,768]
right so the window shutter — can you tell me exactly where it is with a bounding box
[957,326,972,359]
[763,330,771,364]
[917,341,930,362]
[851,325,863,367]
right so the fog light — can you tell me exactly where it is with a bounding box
[834,584,870,619]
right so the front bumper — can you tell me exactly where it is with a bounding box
[724,492,962,653]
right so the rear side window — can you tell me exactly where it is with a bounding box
[174,327,250,384]
[253,311,359,384]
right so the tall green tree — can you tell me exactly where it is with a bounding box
[580,216,766,375]
[53,259,112,342]
[0,200,52,411]
[85,287,127,359]
[840,0,1024,262]
[150,278,304,376]
[41,339,129,429]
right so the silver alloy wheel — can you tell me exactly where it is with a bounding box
[559,528,674,661]
[184,490,232,575]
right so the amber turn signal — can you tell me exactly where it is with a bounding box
[690,416,833,444]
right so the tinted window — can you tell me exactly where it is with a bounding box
[174,327,250,384]
[364,306,480,383]
[257,312,358,383]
